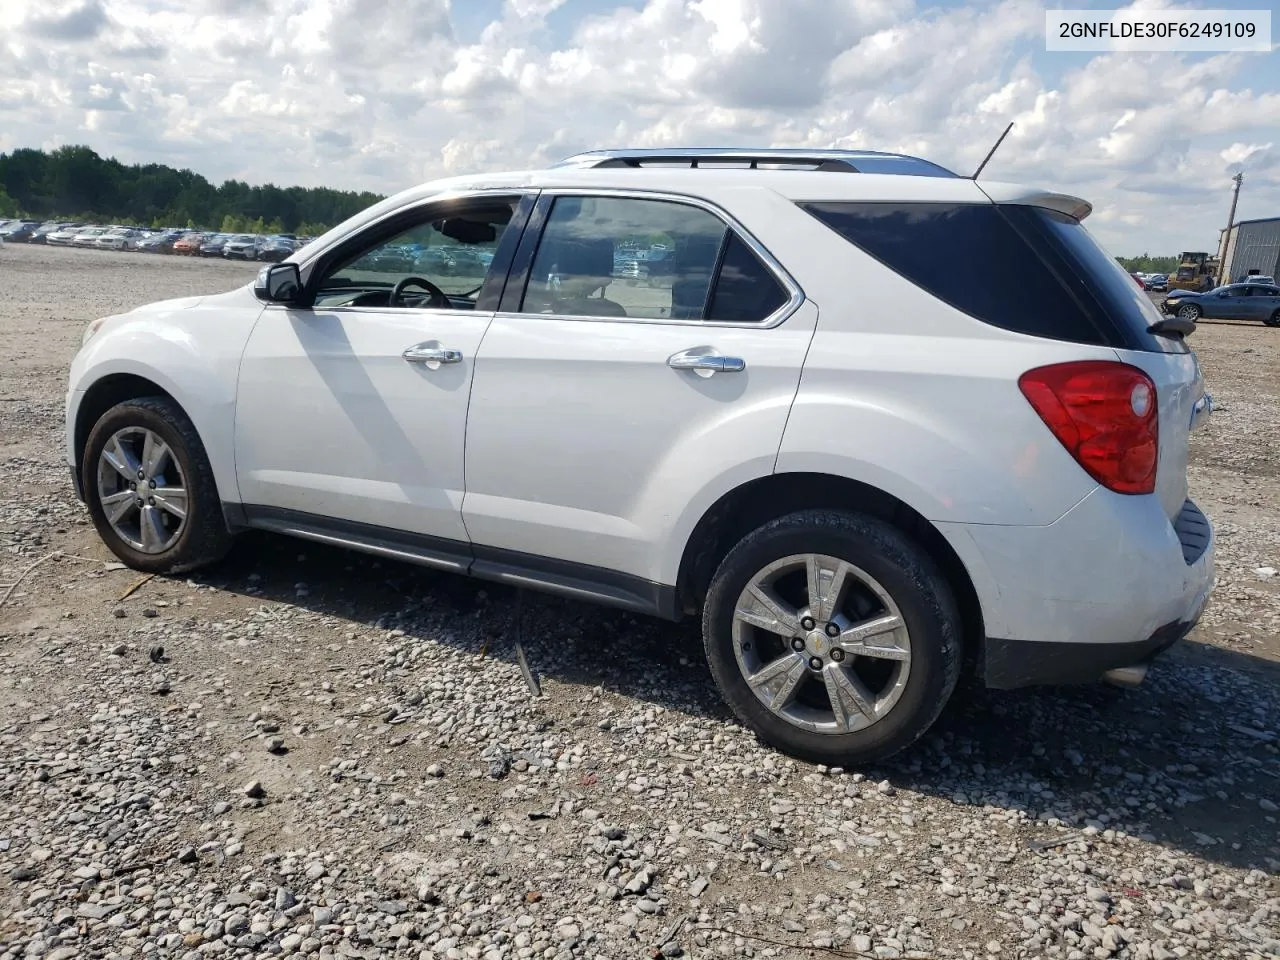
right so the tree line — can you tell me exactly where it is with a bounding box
[1116,254,1180,274]
[0,145,386,236]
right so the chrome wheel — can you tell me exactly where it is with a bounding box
[732,554,911,735]
[1177,303,1200,321]
[96,427,188,554]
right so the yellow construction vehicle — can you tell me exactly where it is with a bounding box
[1168,251,1221,292]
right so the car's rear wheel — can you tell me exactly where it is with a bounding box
[702,510,962,766]
[1267,309,1280,328]
[83,397,234,574]
[1177,303,1201,322]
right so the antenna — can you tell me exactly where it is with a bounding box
[971,121,1014,180]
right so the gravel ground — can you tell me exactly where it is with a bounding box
[1,242,1277,960]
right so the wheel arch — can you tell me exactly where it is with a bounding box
[71,366,237,507]
[674,471,986,676]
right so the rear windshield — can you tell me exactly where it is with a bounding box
[800,201,1185,353]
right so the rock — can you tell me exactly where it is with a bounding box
[624,868,654,895]
[9,866,38,881]
[266,736,286,754]
[1260,798,1278,813]
[177,846,198,864]
[243,780,266,799]
[275,887,297,910]
[426,763,444,778]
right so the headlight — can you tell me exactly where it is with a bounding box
[82,316,109,346]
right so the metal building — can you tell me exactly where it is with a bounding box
[1218,216,1280,282]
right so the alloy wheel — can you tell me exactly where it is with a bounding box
[96,427,188,554]
[731,553,912,735]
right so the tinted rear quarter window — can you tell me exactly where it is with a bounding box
[800,201,1183,353]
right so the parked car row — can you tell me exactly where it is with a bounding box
[1132,271,1169,292]
[0,219,312,261]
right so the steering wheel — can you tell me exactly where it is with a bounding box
[390,276,450,309]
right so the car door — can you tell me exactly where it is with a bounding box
[1243,284,1276,322]
[1210,284,1247,320]
[1261,285,1280,323]
[234,192,533,562]
[461,191,817,608]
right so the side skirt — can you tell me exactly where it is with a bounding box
[226,503,681,620]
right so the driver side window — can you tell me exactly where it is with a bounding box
[312,199,517,310]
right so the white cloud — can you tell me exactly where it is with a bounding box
[1,0,1278,252]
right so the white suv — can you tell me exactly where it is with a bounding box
[65,148,1215,765]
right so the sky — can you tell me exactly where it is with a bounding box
[1,0,1277,255]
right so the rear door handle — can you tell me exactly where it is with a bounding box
[667,349,746,374]
[402,343,463,366]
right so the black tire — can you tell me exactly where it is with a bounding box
[1266,310,1280,328]
[82,397,233,574]
[702,510,962,767]
[1177,303,1201,322]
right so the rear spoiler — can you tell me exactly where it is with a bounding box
[974,181,1093,221]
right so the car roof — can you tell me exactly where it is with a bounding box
[295,147,1091,264]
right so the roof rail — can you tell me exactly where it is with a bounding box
[554,147,959,179]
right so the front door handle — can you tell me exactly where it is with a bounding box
[402,342,463,366]
[667,349,746,375]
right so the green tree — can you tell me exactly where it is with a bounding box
[0,187,21,217]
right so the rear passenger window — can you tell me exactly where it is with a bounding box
[519,195,789,323]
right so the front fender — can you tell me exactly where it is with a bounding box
[67,290,264,505]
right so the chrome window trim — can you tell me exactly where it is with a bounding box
[510,187,805,330]
[261,304,490,320]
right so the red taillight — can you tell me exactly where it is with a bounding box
[1018,360,1158,495]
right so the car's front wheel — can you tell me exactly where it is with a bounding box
[83,397,234,574]
[1267,309,1280,328]
[702,510,962,766]
[1177,303,1202,322]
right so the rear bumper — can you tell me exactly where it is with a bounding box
[983,612,1197,689]
[937,491,1214,689]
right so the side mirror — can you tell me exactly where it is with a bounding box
[254,263,302,304]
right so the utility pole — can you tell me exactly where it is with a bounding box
[1220,171,1243,285]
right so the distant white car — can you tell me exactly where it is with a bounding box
[222,234,263,260]
[96,228,141,251]
[46,227,85,246]
[65,146,1216,766]
[71,227,109,247]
